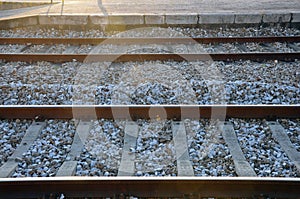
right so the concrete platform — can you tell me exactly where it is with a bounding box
[0,0,300,28]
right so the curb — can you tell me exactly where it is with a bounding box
[0,13,299,29]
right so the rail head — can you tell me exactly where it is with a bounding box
[1,36,300,45]
[1,52,299,63]
[1,177,300,198]
[0,105,299,120]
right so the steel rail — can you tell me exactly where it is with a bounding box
[0,52,299,63]
[0,36,300,45]
[0,105,299,120]
[0,177,300,198]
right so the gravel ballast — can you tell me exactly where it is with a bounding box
[0,119,31,167]
[1,60,298,105]
[75,119,124,177]
[278,119,300,152]
[1,26,299,38]
[230,118,299,177]
[185,119,236,176]
[12,120,76,177]
[135,120,176,176]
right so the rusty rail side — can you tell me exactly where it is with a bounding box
[0,177,300,198]
[0,105,299,120]
[0,36,300,45]
[0,52,299,63]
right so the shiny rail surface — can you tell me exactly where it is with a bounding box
[0,177,300,198]
[0,105,299,119]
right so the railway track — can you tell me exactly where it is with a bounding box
[0,34,300,198]
[0,105,300,198]
[0,36,299,62]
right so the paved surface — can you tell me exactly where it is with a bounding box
[1,0,300,14]
[0,0,300,27]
